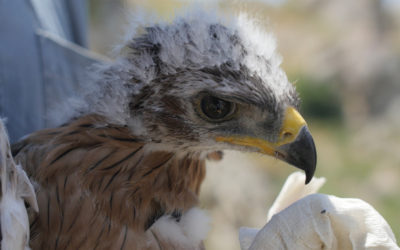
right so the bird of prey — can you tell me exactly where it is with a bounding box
[11,13,316,249]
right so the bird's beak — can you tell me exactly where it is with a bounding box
[216,107,317,184]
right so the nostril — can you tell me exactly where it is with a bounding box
[283,131,293,139]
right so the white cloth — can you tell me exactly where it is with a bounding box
[0,120,38,250]
[239,172,399,250]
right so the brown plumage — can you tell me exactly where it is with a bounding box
[13,114,209,249]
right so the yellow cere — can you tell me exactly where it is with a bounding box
[278,107,307,145]
[215,107,307,155]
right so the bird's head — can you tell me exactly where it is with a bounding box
[85,12,317,183]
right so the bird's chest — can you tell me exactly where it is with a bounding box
[28,150,206,249]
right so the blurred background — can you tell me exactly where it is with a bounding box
[88,0,400,249]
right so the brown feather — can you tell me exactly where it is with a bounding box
[13,115,214,249]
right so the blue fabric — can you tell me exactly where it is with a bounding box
[0,0,101,142]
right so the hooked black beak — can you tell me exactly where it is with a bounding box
[276,126,317,184]
[216,107,317,184]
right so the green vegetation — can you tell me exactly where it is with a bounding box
[295,76,343,123]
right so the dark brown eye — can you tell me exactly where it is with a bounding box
[200,95,236,121]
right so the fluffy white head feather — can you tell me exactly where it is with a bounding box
[57,10,294,124]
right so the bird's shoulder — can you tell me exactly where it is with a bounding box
[12,114,144,176]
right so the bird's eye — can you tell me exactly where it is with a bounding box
[198,95,236,122]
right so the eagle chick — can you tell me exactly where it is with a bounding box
[12,11,316,249]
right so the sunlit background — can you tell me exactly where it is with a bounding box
[89,1,400,249]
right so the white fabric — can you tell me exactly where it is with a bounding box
[266,172,326,222]
[0,120,38,250]
[239,172,399,250]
